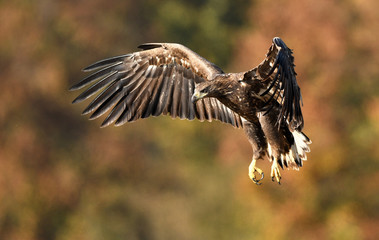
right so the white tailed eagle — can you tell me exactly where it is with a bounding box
[70,37,311,184]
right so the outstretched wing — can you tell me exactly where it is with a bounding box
[70,43,242,128]
[244,37,303,130]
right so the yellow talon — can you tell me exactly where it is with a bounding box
[271,160,282,184]
[249,158,264,185]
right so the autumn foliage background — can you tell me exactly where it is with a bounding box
[1,0,378,239]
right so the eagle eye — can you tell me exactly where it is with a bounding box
[200,87,209,93]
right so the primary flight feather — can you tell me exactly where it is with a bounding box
[70,37,311,184]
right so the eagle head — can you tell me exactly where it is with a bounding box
[191,82,215,103]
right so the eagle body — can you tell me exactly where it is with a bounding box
[203,73,267,120]
[70,37,311,184]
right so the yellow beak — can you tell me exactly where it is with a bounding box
[191,91,207,103]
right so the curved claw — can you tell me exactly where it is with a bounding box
[271,176,281,185]
[249,159,265,185]
[271,160,282,184]
[252,172,264,185]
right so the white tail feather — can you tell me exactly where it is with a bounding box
[282,131,311,170]
[265,131,311,170]
[293,130,311,161]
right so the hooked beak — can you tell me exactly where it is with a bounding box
[191,91,207,103]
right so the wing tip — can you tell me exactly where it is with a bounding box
[82,66,94,72]
[138,43,163,50]
[100,120,112,128]
[72,97,82,104]
[81,55,130,72]
[69,84,80,91]
[272,37,286,48]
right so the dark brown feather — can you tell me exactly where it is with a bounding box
[71,38,309,181]
[71,43,243,128]
[243,37,304,130]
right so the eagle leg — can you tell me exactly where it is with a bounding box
[270,159,282,184]
[249,158,264,185]
[242,120,267,185]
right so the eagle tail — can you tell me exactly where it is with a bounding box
[278,130,311,170]
[293,130,311,161]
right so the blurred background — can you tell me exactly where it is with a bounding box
[0,0,378,239]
